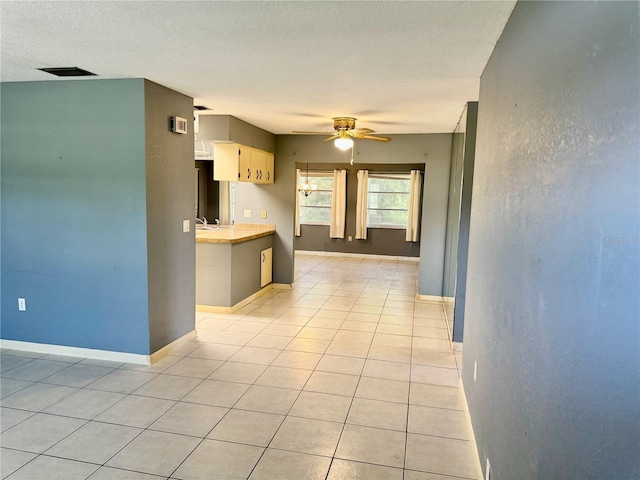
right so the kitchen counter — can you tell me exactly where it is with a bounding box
[196,223,275,311]
[195,223,276,244]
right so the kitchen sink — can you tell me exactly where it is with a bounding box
[196,225,234,230]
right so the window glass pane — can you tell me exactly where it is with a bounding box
[368,192,409,210]
[301,191,333,207]
[367,209,409,228]
[299,173,333,225]
[366,174,410,228]
[368,175,411,193]
[300,206,331,224]
[308,175,335,190]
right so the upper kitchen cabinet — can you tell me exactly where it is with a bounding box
[250,149,275,184]
[199,114,276,184]
[265,152,274,184]
[213,143,274,183]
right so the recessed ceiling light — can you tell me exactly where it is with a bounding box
[194,105,211,111]
[37,67,97,77]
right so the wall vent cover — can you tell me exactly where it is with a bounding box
[38,67,97,77]
[194,105,211,111]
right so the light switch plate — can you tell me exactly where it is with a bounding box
[183,219,190,232]
[244,210,251,218]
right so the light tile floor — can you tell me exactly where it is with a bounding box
[0,254,476,480]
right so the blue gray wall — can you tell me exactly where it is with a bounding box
[1,79,195,355]
[234,134,452,296]
[462,2,639,479]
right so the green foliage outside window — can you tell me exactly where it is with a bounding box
[299,174,333,225]
[367,174,410,228]
[298,172,411,228]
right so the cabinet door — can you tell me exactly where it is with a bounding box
[265,153,275,184]
[260,247,273,287]
[238,145,252,182]
[213,143,240,181]
[251,149,267,184]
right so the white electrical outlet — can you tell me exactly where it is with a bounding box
[348,236,353,241]
[486,458,491,480]
[261,210,267,219]
[18,298,26,311]
[474,361,477,381]
[244,210,251,218]
[183,219,190,232]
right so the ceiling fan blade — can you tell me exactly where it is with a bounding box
[359,135,391,142]
[292,130,335,134]
[323,135,339,142]
[350,128,374,135]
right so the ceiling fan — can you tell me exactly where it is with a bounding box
[293,117,391,151]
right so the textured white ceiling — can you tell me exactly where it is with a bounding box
[1,1,515,134]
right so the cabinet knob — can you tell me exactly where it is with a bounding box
[247,168,251,179]
[267,172,270,181]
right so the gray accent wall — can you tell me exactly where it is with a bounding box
[198,114,276,152]
[233,134,452,295]
[463,2,639,479]
[144,80,195,353]
[294,162,425,258]
[453,102,477,343]
[1,79,196,356]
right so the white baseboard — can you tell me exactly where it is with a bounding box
[149,330,197,364]
[295,250,419,262]
[416,294,443,303]
[197,284,274,314]
[0,339,152,365]
[1,330,198,366]
[460,378,484,480]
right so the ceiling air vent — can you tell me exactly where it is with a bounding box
[194,105,211,111]
[38,67,97,77]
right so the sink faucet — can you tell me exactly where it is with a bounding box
[196,217,208,227]
[215,219,220,227]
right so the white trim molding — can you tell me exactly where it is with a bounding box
[1,339,149,365]
[416,294,443,303]
[295,250,419,263]
[148,330,197,364]
[460,378,484,480]
[197,284,274,314]
[1,330,198,366]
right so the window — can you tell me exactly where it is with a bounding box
[367,173,411,228]
[299,172,334,225]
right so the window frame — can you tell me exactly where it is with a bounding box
[366,173,411,230]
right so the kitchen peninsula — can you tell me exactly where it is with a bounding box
[196,224,275,311]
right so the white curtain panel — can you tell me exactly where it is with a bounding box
[329,169,347,238]
[295,169,301,237]
[406,170,422,242]
[355,169,369,240]
[219,181,231,225]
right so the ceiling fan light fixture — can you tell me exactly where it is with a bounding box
[334,136,354,150]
